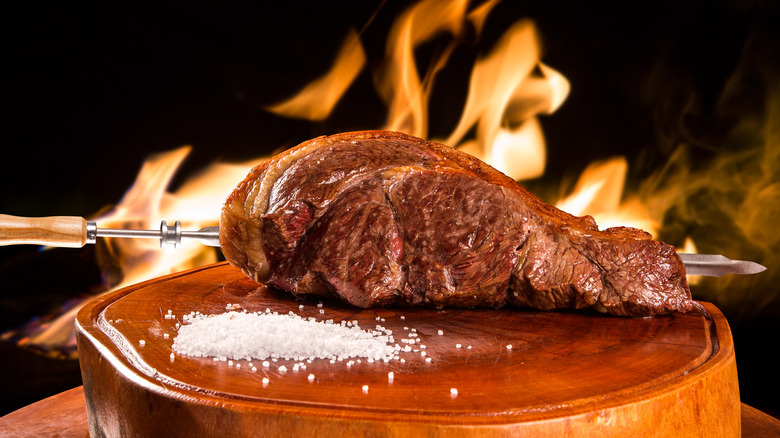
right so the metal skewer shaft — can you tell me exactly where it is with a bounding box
[0,215,220,248]
[0,214,768,276]
[91,220,220,248]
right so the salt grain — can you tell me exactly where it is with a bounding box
[388,372,394,382]
[138,340,145,347]
[437,330,444,335]
[172,310,399,362]
[308,374,315,382]
[362,385,369,393]
[506,344,513,350]
[450,388,458,397]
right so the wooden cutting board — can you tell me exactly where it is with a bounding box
[75,262,740,437]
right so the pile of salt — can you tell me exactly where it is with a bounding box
[172,310,398,362]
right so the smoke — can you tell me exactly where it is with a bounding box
[637,7,780,319]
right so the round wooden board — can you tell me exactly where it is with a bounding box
[76,262,740,437]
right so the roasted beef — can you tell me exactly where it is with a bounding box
[220,130,699,316]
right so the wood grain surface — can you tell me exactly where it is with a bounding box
[3,388,777,437]
[75,262,741,437]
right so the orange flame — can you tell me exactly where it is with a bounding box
[18,0,711,353]
[446,20,569,181]
[24,147,263,351]
[266,29,366,121]
[376,0,470,137]
[555,157,658,234]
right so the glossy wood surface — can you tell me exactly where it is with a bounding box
[7,388,780,438]
[76,262,741,436]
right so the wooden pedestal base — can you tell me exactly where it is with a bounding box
[76,262,740,436]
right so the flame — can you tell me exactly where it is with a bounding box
[555,157,658,234]
[94,146,256,287]
[266,29,366,121]
[446,20,568,181]
[19,147,263,353]
[14,0,724,354]
[376,0,471,137]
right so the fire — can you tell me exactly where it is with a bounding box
[94,146,256,286]
[15,147,262,354]
[555,157,658,234]
[11,0,711,355]
[266,29,366,121]
[445,20,568,181]
[270,0,653,239]
[376,0,471,137]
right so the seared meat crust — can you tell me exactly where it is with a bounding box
[220,130,694,316]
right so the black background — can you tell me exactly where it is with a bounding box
[1,0,778,419]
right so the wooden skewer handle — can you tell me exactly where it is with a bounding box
[0,214,89,247]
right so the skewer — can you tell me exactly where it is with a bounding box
[0,214,767,276]
[0,214,219,248]
[90,221,220,248]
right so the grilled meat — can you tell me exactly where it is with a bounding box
[220,130,698,316]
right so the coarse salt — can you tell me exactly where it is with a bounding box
[172,310,399,362]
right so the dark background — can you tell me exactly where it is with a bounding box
[1,0,778,418]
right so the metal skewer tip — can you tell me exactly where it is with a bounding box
[678,253,767,277]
